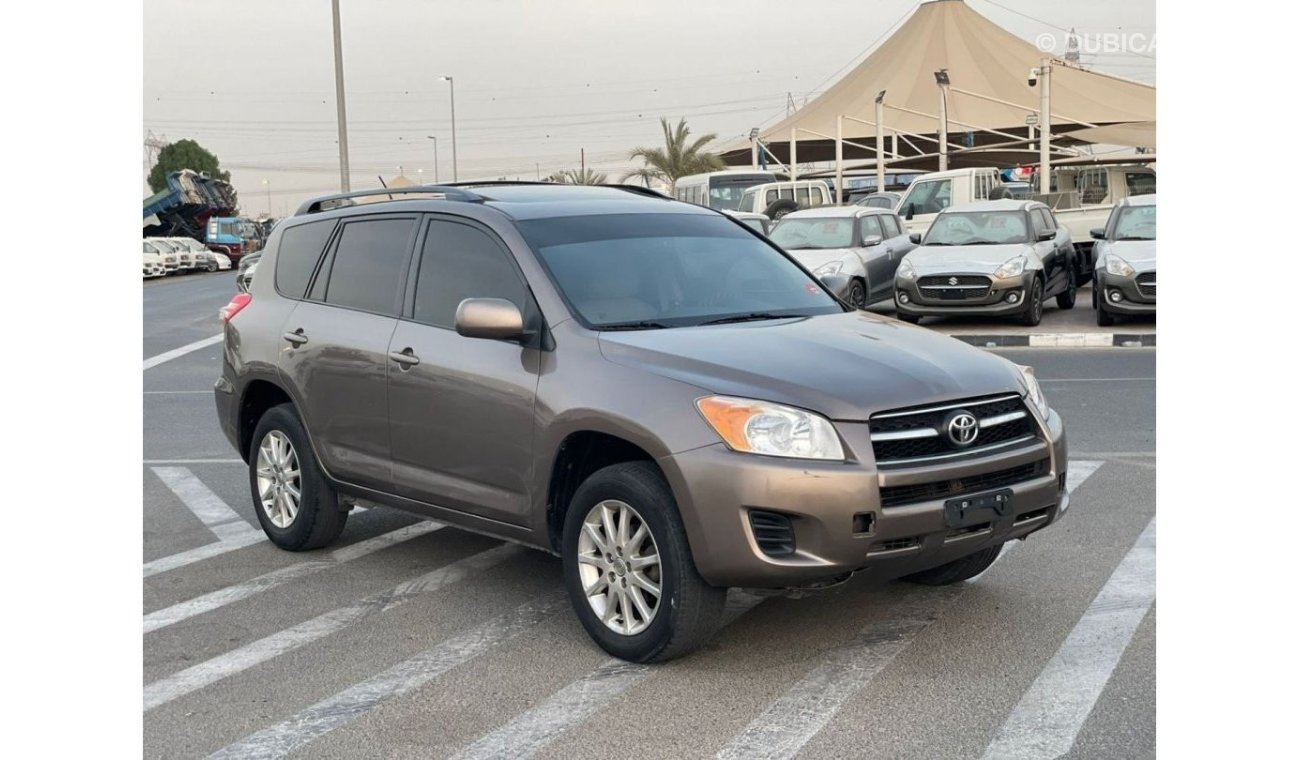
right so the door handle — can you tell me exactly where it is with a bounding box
[388,348,420,367]
[282,329,308,347]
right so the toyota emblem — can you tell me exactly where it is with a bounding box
[946,410,979,446]
[948,276,959,286]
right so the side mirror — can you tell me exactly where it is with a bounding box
[909,233,922,245]
[1090,228,1107,241]
[904,203,916,220]
[818,273,852,301]
[861,234,883,247]
[1037,229,1055,242]
[455,298,525,342]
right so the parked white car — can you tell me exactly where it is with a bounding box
[210,251,232,270]
[165,237,220,271]
[143,240,179,274]
[142,251,165,278]
[147,238,194,270]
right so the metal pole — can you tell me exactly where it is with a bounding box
[790,127,798,182]
[751,141,759,170]
[330,0,351,191]
[264,179,271,216]
[937,84,949,172]
[875,91,886,198]
[835,115,843,205]
[1039,59,1052,193]
[443,76,458,181]
[426,136,439,183]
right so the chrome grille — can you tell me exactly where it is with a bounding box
[917,275,991,300]
[869,394,1039,466]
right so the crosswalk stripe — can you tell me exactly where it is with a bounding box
[207,593,570,760]
[143,531,265,578]
[143,521,443,634]
[152,466,254,541]
[980,516,1157,760]
[716,585,965,760]
[449,592,766,760]
[143,544,520,712]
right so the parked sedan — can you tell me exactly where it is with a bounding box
[894,199,1077,326]
[236,251,262,293]
[210,251,233,271]
[1091,194,1155,326]
[769,207,915,308]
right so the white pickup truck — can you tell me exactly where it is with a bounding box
[897,164,1156,283]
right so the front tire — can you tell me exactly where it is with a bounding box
[1055,268,1077,310]
[903,543,1003,585]
[1019,277,1044,327]
[248,404,347,551]
[1096,302,1115,326]
[847,278,867,310]
[562,462,727,663]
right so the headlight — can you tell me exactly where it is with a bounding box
[1016,364,1050,419]
[813,260,844,276]
[696,396,845,461]
[994,255,1028,279]
[896,258,917,281]
[1104,254,1135,277]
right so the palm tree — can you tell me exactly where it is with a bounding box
[620,166,663,189]
[622,117,726,194]
[546,167,608,185]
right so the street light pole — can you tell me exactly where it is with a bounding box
[934,69,950,172]
[441,76,458,181]
[426,136,439,183]
[330,0,351,191]
[262,178,271,216]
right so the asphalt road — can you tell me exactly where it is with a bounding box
[142,273,1155,759]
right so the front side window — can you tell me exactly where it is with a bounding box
[925,211,1030,245]
[519,213,841,328]
[275,220,335,299]
[902,179,952,215]
[412,220,528,329]
[770,218,855,250]
[320,218,414,316]
[858,215,884,241]
[879,214,901,238]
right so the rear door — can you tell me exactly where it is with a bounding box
[386,216,542,525]
[277,215,416,492]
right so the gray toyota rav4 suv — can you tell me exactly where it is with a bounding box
[215,183,1069,662]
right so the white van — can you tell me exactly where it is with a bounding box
[736,180,834,219]
[895,167,1003,236]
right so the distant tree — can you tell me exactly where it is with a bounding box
[623,117,726,193]
[147,138,230,193]
[547,167,608,185]
[620,166,663,189]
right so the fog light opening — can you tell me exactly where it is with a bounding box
[897,292,910,304]
[1006,291,1021,304]
[1109,290,1123,303]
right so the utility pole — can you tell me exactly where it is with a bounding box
[934,69,950,172]
[441,76,458,181]
[262,178,271,216]
[425,136,439,183]
[875,91,886,197]
[580,148,585,178]
[1037,59,1052,192]
[144,130,169,189]
[331,0,351,191]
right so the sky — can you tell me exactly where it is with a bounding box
[142,0,1155,216]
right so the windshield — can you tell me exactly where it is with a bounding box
[925,211,1029,245]
[1112,204,1156,240]
[151,240,177,252]
[518,213,843,329]
[769,218,854,250]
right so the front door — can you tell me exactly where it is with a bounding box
[857,214,893,303]
[386,216,542,525]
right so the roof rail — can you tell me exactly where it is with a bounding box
[293,185,485,216]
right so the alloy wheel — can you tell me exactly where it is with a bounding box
[576,499,662,636]
[256,430,301,529]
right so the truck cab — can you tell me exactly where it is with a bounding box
[896,167,1004,236]
[205,216,262,263]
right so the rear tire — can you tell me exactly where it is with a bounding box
[1055,268,1077,310]
[1019,277,1044,327]
[248,404,347,551]
[562,462,727,663]
[903,543,1003,585]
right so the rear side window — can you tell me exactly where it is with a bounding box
[412,220,528,329]
[274,221,335,299]
[320,218,415,316]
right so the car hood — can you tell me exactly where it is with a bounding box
[783,248,858,269]
[904,243,1031,274]
[597,311,1024,421]
[1103,240,1156,272]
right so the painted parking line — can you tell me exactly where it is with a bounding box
[980,516,1157,760]
[144,521,443,634]
[207,592,569,760]
[450,592,766,760]
[717,585,967,760]
[144,532,265,578]
[143,544,520,712]
[152,467,255,542]
[144,333,223,370]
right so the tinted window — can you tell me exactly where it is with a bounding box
[413,220,528,329]
[519,213,841,328]
[321,218,414,315]
[275,221,335,298]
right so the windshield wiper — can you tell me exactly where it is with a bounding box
[596,320,673,331]
[696,312,806,326]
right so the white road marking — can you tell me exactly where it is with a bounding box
[143,531,265,578]
[1039,377,1155,383]
[144,333,223,370]
[207,593,569,760]
[1027,333,1118,348]
[450,592,766,760]
[143,521,442,634]
[980,516,1156,760]
[716,585,966,760]
[144,390,215,395]
[143,544,520,712]
[152,467,253,542]
[144,459,244,464]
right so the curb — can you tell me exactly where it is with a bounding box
[949,333,1155,348]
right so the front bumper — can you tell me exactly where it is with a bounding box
[1094,271,1155,315]
[659,408,1068,589]
[894,272,1032,318]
